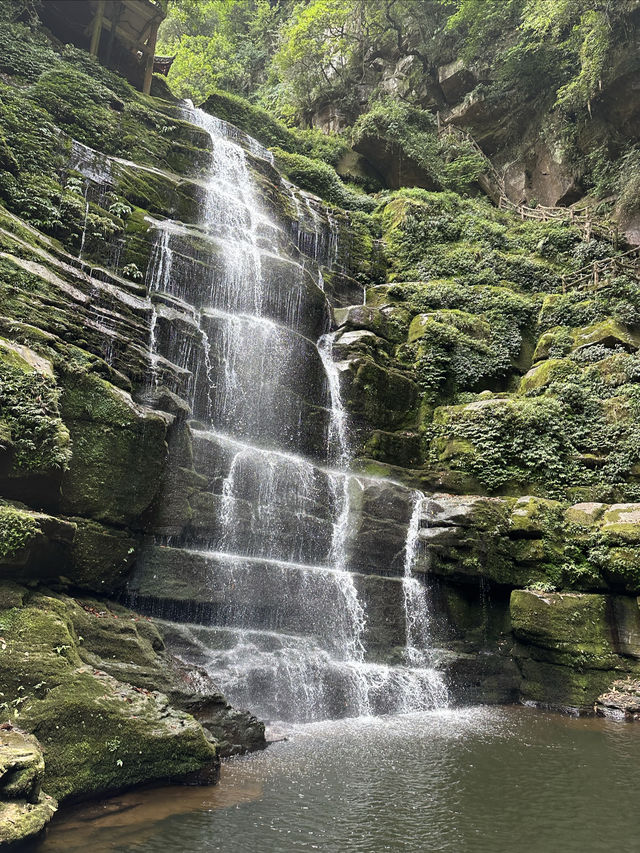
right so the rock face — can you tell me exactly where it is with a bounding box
[511,590,640,712]
[0,8,639,805]
[405,493,640,711]
[0,729,57,847]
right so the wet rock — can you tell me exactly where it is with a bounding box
[334,304,410,344]
[595,679,640,720]
[346,478,415,574]
[424,493,493,528]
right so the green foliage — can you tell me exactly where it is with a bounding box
[538,279,640,332]
[553,10,611,113]
[0,507,39,559]
[273,148,375,211]
[401,313,515,400]
[352,99,434,160]
[28,68,122,152]
[443,0,523,58]
[444,0,632,117]
[202,89,298,150]
[378,189,568,288]
[158,0,286,101]
[271,0,362,114]
[201,89,348,165]
[384,278,535,328]
[0,355,70,473]
[0,20,60,81]
[430,396,577,493]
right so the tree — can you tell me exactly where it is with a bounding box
[157,0,288,102]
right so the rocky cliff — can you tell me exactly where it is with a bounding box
[0,5,639,844]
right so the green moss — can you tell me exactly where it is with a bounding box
[519,358,579,393]
[0,20,60,82]
[0,587,218,803]
[67,520,137,593]
[273,148,375,212]
[429,396,576,495]
[59,371,168,526]
[511,589,619,666]
[0,337,70,473]
[341,357,419,429]
[510,588,640,709]
[376,189,571,288]
[200,89,348,166]
[0,796,57,846]
[0,506,39,559]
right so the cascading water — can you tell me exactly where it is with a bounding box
[403,493,449,705]
[132,104,447,722]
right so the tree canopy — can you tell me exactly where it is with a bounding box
[158,0,636,124]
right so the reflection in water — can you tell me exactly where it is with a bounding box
[32,775,264,853]
[33,707,640,853]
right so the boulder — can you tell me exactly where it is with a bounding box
[0,729,57,847]
[438,59,477,104]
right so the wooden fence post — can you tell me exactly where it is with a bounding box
[142,17,161,95]
[90,0,106,55]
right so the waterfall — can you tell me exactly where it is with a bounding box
[402,493,449,706]
[132,105,448,722]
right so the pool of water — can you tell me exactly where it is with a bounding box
[29,706,640,853]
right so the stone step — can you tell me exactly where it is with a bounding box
[159,618,445,723]
[128,546,408,652]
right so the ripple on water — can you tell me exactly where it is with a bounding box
[30,706,640,853]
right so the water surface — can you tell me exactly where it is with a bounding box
[32,706,640,853]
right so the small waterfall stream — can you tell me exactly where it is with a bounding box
[131,106,447,722]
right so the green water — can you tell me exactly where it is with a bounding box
[30,707,640,853]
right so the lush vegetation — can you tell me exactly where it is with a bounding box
[156,0,640,211]
[160,0,637,119]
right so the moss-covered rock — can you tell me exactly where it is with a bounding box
[429,396,575,495]
[0,337,70,504]
[0,586,220,802]
[0,794,57,847]
[339,356,419,429]
[518,358,579,393]
[534,319,640,363]
[0,727,57,846]
[510,589,640,710]
[59,372,170,526]
[67,519,137,592]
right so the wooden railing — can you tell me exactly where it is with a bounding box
[560,244,640,293]
[437,122,619,244]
